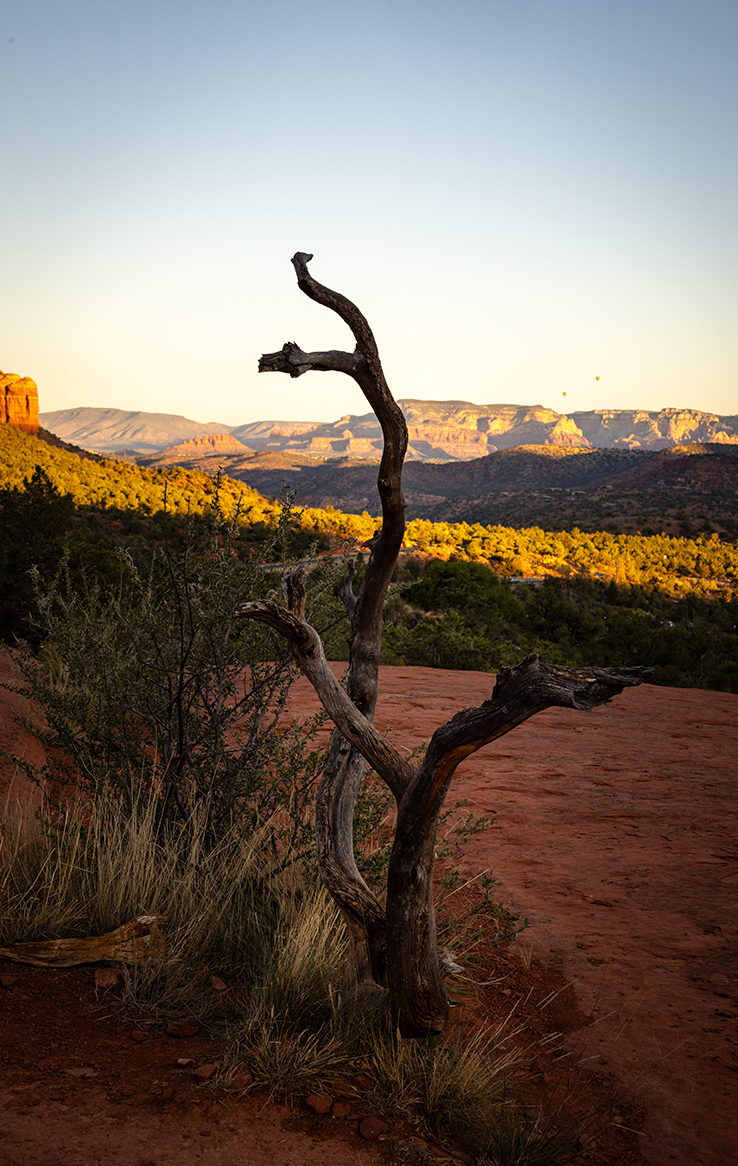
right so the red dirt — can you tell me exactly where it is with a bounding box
[0,963,388,1166]
[287,666,738,1166]
[2,653,736,1165]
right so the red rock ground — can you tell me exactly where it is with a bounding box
[1,654,737,1165]
[288,667,738,1166]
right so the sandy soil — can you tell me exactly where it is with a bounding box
[286,666,738,1166]
[2,653,736,1165]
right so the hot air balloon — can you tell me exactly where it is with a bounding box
[562,392,567,397]
[595,376,600,381]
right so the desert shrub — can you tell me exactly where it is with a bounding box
[12,491,341,859]
[386,609,501,672]
[405,559,529,630]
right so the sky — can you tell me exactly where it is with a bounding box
[1,0,736,426]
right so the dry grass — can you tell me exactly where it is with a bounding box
[0,791,590,1164]
[367,1017,525,1132]
[0,788,340,1021]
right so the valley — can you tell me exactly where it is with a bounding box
[139,440,738,539]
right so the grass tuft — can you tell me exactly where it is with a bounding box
[0,788,325,1021]
[230,1021,347,1099]
[0,792,593,1164]
[367,1018,525,1140]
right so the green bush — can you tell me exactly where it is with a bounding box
[13,493,342,861]
[385,559,738,690]
[0,466,75,646]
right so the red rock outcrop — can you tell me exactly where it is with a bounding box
[1,370,39,434]
[153,432,252,465]
[160,433,248,456]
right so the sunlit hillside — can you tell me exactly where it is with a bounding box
[3,423,738,689]
[3,424,738,599]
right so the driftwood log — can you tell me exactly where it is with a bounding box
[237,253,651,1035]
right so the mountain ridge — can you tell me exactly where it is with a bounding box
[40,400,738,460]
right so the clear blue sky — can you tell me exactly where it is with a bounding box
[1,0,736,425]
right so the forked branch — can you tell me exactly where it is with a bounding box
[250,253,409,989]
[235,598,413,801]
[241,253,652,1035]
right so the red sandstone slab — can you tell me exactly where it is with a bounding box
[287,665,738,1166]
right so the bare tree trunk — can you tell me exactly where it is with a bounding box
[238,253,652,1035]
[258,253,409,990]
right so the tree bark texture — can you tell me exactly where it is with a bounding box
[238,254,652,1035]
[257,254,408,988]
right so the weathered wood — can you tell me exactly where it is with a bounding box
[252,253,408,987]
[235,597,412,800]
[238,254,652,1035]
[385,654,652,1033]
[259,342,364,380]
[336,560,358,620]
[281,565,307,619]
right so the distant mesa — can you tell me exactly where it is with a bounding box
[39,399,738,462]
[1,370,39,434]
[155,433,252,463]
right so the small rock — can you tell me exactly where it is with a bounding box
[352,1074,374,1091]
[305,1093,333,1115]
[0,974,20,989]
[166,1021,200,1038]
[176,1058,196,1068]
[193,1063,219,1082]
[95,968,126,991]
[130,1030,147,1042]
[64,1067,98,1078]
[329,1077,359,1098]
[210,975,228,992]
[359,1117,388,1140]
[232,1067,253,1088]
[332,1101,353,1119]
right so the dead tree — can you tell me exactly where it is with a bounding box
[237,253,651,1036]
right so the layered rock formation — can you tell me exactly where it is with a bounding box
[41,400,738,461]
[230,401,738,460]
[155,433,251,463]
[571,407,738,449]
[1,370,39,434]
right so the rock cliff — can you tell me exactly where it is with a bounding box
[570,407,738,449]
[223,401,738,460]
[1,371,39,434]
[156,433,250,460]
[41,400,738,461]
